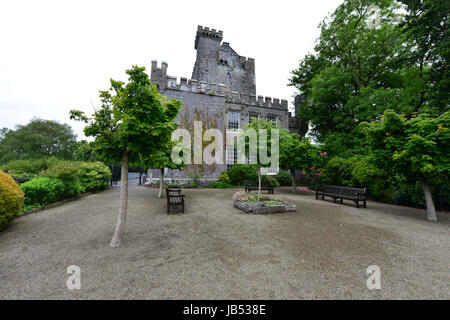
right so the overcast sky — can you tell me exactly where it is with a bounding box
[0,0,342,139]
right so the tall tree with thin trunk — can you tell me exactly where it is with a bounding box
[279,134,321,194]
[144,142,185,198]
[70,66,181,246]
[242,120,280,202]
[362,110,449,221]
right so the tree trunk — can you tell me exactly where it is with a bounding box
[257,167,261,202]
[158,168,165,198]
[419,177,437,221]
[110,150,129,247]
[291,169,296,194]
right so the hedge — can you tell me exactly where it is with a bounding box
[0,170,24,231]
[21,177,65,206]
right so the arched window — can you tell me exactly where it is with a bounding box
[226,72,231,83]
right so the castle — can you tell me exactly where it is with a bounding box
[149,26,303,183]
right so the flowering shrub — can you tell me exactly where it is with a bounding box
[232,191,250,202]
[0,170,24,231]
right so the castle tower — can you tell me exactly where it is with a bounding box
[192,25,256,95]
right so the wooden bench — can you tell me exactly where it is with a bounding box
[165,188,185,214]
[245,180,274,194]
[315,185,366,208]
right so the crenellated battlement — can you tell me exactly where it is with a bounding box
[150,60,287,111]
[151,60,286,110]
[195,25,223,49]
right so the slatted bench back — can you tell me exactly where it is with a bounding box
[322,185,366,198]
[246,180,272,188]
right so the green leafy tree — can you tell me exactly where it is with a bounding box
[70,66,182,247]
[289,0,444,156]
[143,141,185,198]
[241,120,280,201]
[74,140,98,162]
[399,0,450,115]
[0,119,77,164]
[362,110,449,221]
[279,134,321,193]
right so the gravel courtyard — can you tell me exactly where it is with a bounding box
[0,186,449,299]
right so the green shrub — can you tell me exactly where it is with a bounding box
[209,181,234,188]
[350,156,389,200]
[392,179,450,211]
[320,157,355,186]
[219,172,231,184]
[0,170,24,231]
[0,157,59,175]
[11,173,37,184]
[226,164,258,186]
[78,161,111,193]
[42,162,81,198]
[261,175,280,187]
[275,170,291,186]
[21,177,64,207]
[167,183,181,188]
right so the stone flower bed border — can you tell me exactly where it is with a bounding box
[233,192,297,214]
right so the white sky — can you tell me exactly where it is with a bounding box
[0,0,342,140]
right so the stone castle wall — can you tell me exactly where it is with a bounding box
[148,25,294,183]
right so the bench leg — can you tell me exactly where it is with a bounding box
[333,197,337,203]
[356,201,359,208]
[364,200,366,208]
[182,202,184,214]
[340,198,343,204]
[167,205,170,214]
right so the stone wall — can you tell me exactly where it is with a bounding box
[192,25,256,95]
[148,25,291,183]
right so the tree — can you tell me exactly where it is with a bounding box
[241,120,280,201]
[74,140,98,162]
[279,134,321,193]
[70,66,182,247]
[289,0,425,157]
[399,0,450,115]
[290,0,449,158]
[144,141,185,198]
[0,119,77,164]
[362,110,449,221]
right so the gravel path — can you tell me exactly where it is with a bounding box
[0,186,449,299]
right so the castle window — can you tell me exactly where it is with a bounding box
[226,72,231,83]
[228,111,240,130]
[248,112,260,124]
[267,115,279,126]
[226,145,237,170]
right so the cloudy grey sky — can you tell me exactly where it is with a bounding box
[0,0,342,139]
